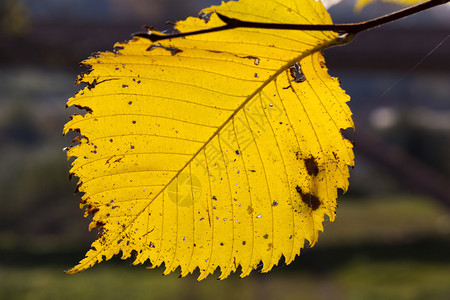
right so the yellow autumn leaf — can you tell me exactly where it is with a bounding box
[354,0,426,13]
[64,0,354,280]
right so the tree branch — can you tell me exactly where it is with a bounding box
[133,0,449,42]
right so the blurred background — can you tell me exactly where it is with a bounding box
[0,0,449,299]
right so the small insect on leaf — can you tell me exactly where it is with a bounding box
[64,0,354,280]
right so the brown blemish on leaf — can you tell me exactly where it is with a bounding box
[295,185,321,210]
[86,205,100,215]
[96,221,106,238]
[247,205,254,214]
[240,55,260,65]
[73,104,93,114]
[86,79,98,90]
[207,50,224,54]
[130,250,138,262]
[96,221,106,227]
[147,44,182,55]
[304,156,319,176]
[332,151,338,159]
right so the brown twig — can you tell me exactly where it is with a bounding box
[133,0,449,42]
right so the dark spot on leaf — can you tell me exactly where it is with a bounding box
[149,242,155,248]
[128,101,132,105]
[86,78,118,90]
[220,242,224,246]
[249,169,256,173]
[122,84,128,88]
[242,241,246,245]
[132,120,136,124]
[241,55,260,66]
[73,104,93,113]
[247,205,254,214]
[110,139,113,142]
[304,156,319,176]
[207,50,224,54]
[235,150,240,155]
[147,44,182,56]
[87,79,97,90]
[263,234,269,239]
[296,185,321,210]
[272,201,278,206]
[131,145,135,149]
[86,205,99,215]
[212,196,217,201]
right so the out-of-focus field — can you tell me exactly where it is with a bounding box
[2,194,449,300]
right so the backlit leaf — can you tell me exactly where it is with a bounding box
[64,0,354,280]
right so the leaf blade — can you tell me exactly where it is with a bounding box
[65,0,354,279]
